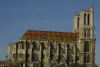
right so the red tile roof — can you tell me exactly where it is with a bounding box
[21,30,78,41]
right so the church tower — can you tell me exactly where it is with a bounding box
[73,5,95,67]
[73,12,80,33]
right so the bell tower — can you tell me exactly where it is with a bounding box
[73,5,95,67]
[73,12,80,33]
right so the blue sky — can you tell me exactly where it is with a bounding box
[0,0,100,64]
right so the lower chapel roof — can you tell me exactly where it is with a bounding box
[21,30,78,41]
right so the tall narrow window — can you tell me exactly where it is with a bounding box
[22,42,24,49]
[50,42,53,60]
[84,29,86,38]
[58,43,61,62]
[77,17,80,29]
[84,55,86,63]
[87,13,90,25]
[87,28,90,38]
[84,13,86,25]
[87,55,90,63]
[85,55,90,63]
[84,41,89,52]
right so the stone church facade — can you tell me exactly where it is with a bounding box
[8,5,96,67]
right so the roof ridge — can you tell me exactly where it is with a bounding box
[21,30,78,41]
[26,29,75,33]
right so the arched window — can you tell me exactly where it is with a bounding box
[84,13,86,25]
[87,13,90,25]
[19,41,24,49]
